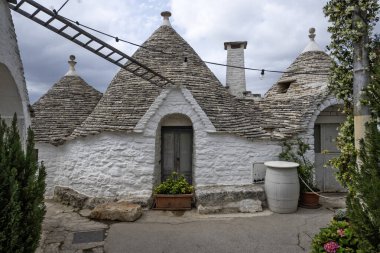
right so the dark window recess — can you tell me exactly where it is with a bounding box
[34,149,39,161]
[277,82,291,93]
[314,124,321,153]
[231,44,241,49]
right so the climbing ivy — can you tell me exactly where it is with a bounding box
[323,0,379,189]
[324,1,380,251]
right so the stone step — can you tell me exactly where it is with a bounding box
[195,184,266,214]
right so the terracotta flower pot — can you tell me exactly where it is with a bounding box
[154,194,193,210]
[299,192,320,209]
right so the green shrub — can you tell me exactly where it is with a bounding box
[311,220,360,253]
[279,139,318,193]
[154,172,193,194]
[0,114,46,253]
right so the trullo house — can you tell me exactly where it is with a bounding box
[32,12,346,211]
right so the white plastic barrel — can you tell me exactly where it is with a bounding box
[264,161,299,213]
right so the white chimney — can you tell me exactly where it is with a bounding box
[224,41,247,97]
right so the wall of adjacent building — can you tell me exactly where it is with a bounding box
[0,0,30,139]
[39,87,281,200]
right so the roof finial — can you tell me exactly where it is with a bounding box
[161,11,171,27]
[65,55,78,76]
[301,27,322,53]
[308,27,316,41]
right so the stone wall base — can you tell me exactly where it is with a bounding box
[195,184,266,214]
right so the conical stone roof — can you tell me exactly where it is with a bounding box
[32,74,102,145]
[258,28,332,138]
[265,27,331,99]
[264,50,331,99]
[71,24,268,140]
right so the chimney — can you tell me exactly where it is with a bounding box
[224,41,247,97]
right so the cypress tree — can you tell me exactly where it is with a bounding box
[347,121,380,251]
[0,114,46,253]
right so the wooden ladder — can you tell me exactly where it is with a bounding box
[8,0,174,87]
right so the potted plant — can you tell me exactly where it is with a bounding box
[280,139,321,208]
[153,172,194,210]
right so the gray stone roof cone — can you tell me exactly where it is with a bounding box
[265,27,331,99]
[32,56,103,145]
[259,27,332,138]
[71,12,269,140]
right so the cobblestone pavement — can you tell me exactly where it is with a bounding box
[38,193,346,253]
[37,200,109,253]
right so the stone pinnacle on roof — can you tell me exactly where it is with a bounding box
[65,55,78,76]
[302,27,323,53]
[161,11,172,27]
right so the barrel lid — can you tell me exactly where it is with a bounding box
[264,161,299,168]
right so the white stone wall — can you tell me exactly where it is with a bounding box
[0,0,30,139]
[139,87,281,185]
[38,132,156,199]
[40,87,282,199]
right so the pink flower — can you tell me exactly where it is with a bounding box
[337,228,345,237]
[324,241,340,253]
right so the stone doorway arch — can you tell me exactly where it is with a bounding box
[0,63,25,131]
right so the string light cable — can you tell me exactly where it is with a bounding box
[298,175,347,200]
[52,0,70,15]
[60,14,330,77]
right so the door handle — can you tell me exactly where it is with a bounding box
[175,157,180,172]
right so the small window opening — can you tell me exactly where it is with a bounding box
[277,82,292,93]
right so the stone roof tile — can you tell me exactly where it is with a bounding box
[71,25,269,140]
[32,76,102,145]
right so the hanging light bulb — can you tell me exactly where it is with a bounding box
[260,69,265,80]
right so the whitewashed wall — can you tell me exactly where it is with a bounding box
[39,87,281,200]
[38,133,156,199]
[0,0,30,140]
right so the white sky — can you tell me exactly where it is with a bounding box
[10,0,379,103]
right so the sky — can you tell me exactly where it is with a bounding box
[9,0,379,103]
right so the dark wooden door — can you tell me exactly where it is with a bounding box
[315,123,346,192]
[161,127,193,184]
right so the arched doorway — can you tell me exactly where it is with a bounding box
[0,63,25,128]
[314,105,346,192]
[160,114,193,184]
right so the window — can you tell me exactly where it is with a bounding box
[278,82,291,93]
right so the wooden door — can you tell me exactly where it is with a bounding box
[161,127,193,184]
[315,123,346,192]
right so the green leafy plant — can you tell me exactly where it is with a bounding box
[279,139,319,193]
[311,220,360,253]
[154,172,194,194]
[322,1,380,251]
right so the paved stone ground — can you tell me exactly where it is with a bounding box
[38,193,345,253]
[36,200,109,253]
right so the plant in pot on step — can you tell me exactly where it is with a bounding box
[153,172,194,210]
[279,139,321,208]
